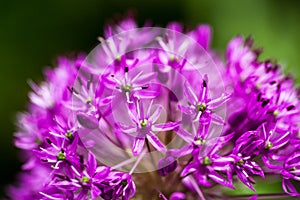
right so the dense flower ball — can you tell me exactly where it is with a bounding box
[8,18,300,200]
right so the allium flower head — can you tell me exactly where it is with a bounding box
[8,17,300,200]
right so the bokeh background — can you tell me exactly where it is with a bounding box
[1,0,300,198]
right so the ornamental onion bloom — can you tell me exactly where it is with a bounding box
[7,17,300,200]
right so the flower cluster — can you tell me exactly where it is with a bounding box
[8,18,300,200]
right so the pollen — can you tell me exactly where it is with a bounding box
[196,102,207,112]
[140,119,148,128]
[203,156,212,166]
[122,84,132,92]
[57,151,66,161]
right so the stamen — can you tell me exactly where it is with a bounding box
[287,105,295,111]
[140,119,148,128]
[236,159,244,166]
[265,141,273,150]
[122,85,132,92]
[125,66,129,73]
[196,102,207,112]
[203,156,212,166]
[261,99,270,108]
[51,160,63,169]
[273,110,279,117]
[194,138,206,146]
[81,176,90,183]
[57,151,66,161]
[202,80,207,88]
[65,131,73,140]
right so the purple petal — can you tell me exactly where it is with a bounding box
[198,74,208,101]
[91,184,102,199]
[261,155,282,170]
[136,99,144,119]
[53,180,81,190]
[149,105,162,123]
[272,131,290,150]
[132,72,157,87]
[146,100,154,118]
[146,132,166,152]
[262,124,268,141]
[118,123,137,134]
[174,127,193,143]
[178,104,195,115]
[208,170,235,189]
[171,144,193,157]
[87,151,97,176]
[69,134,79,153]
[235,170,256,191]
[208,133,234,156]
[134,90,159,99]
[183,81,198,105]
[98,95,114,106]
[132,138,145,156]
[128,109,139,124]
[181,163,197,177]
[211,113,225,126]
[151,121,180,132]
[282,179,300,197]
[94,166,110,180]
[207,93,232,109]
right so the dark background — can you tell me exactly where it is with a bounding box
[1,0,300,198]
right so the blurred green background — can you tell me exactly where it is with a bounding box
[1,0,300,198]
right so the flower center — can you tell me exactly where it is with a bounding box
[65,131,73,140]
[57,151,66,161]
[81,176,90,183]
[203,156,212,166]
[169,55,179,62]
[86,97,93,104]
[35,138,42,145]
[236,159,244,166]
[265,141,273,150]
[140,119,148,128]
[122,84,132,92]
[116,55,121,62]
[194,138,206,145]
[273,110,279,117]
[196,102,207,112]
[121,180,127,186]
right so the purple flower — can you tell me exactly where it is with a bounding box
[101,172,136,200]
[102,65,159,103]
[8,17,300,200]
[35,135,79,170]
[260,123,291,168]
[231,142,265,191]
[181,133,235,189]
[119,100,180,155]
[281,152,300,196]
[61,152,111,199]
[179,75,231,125]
